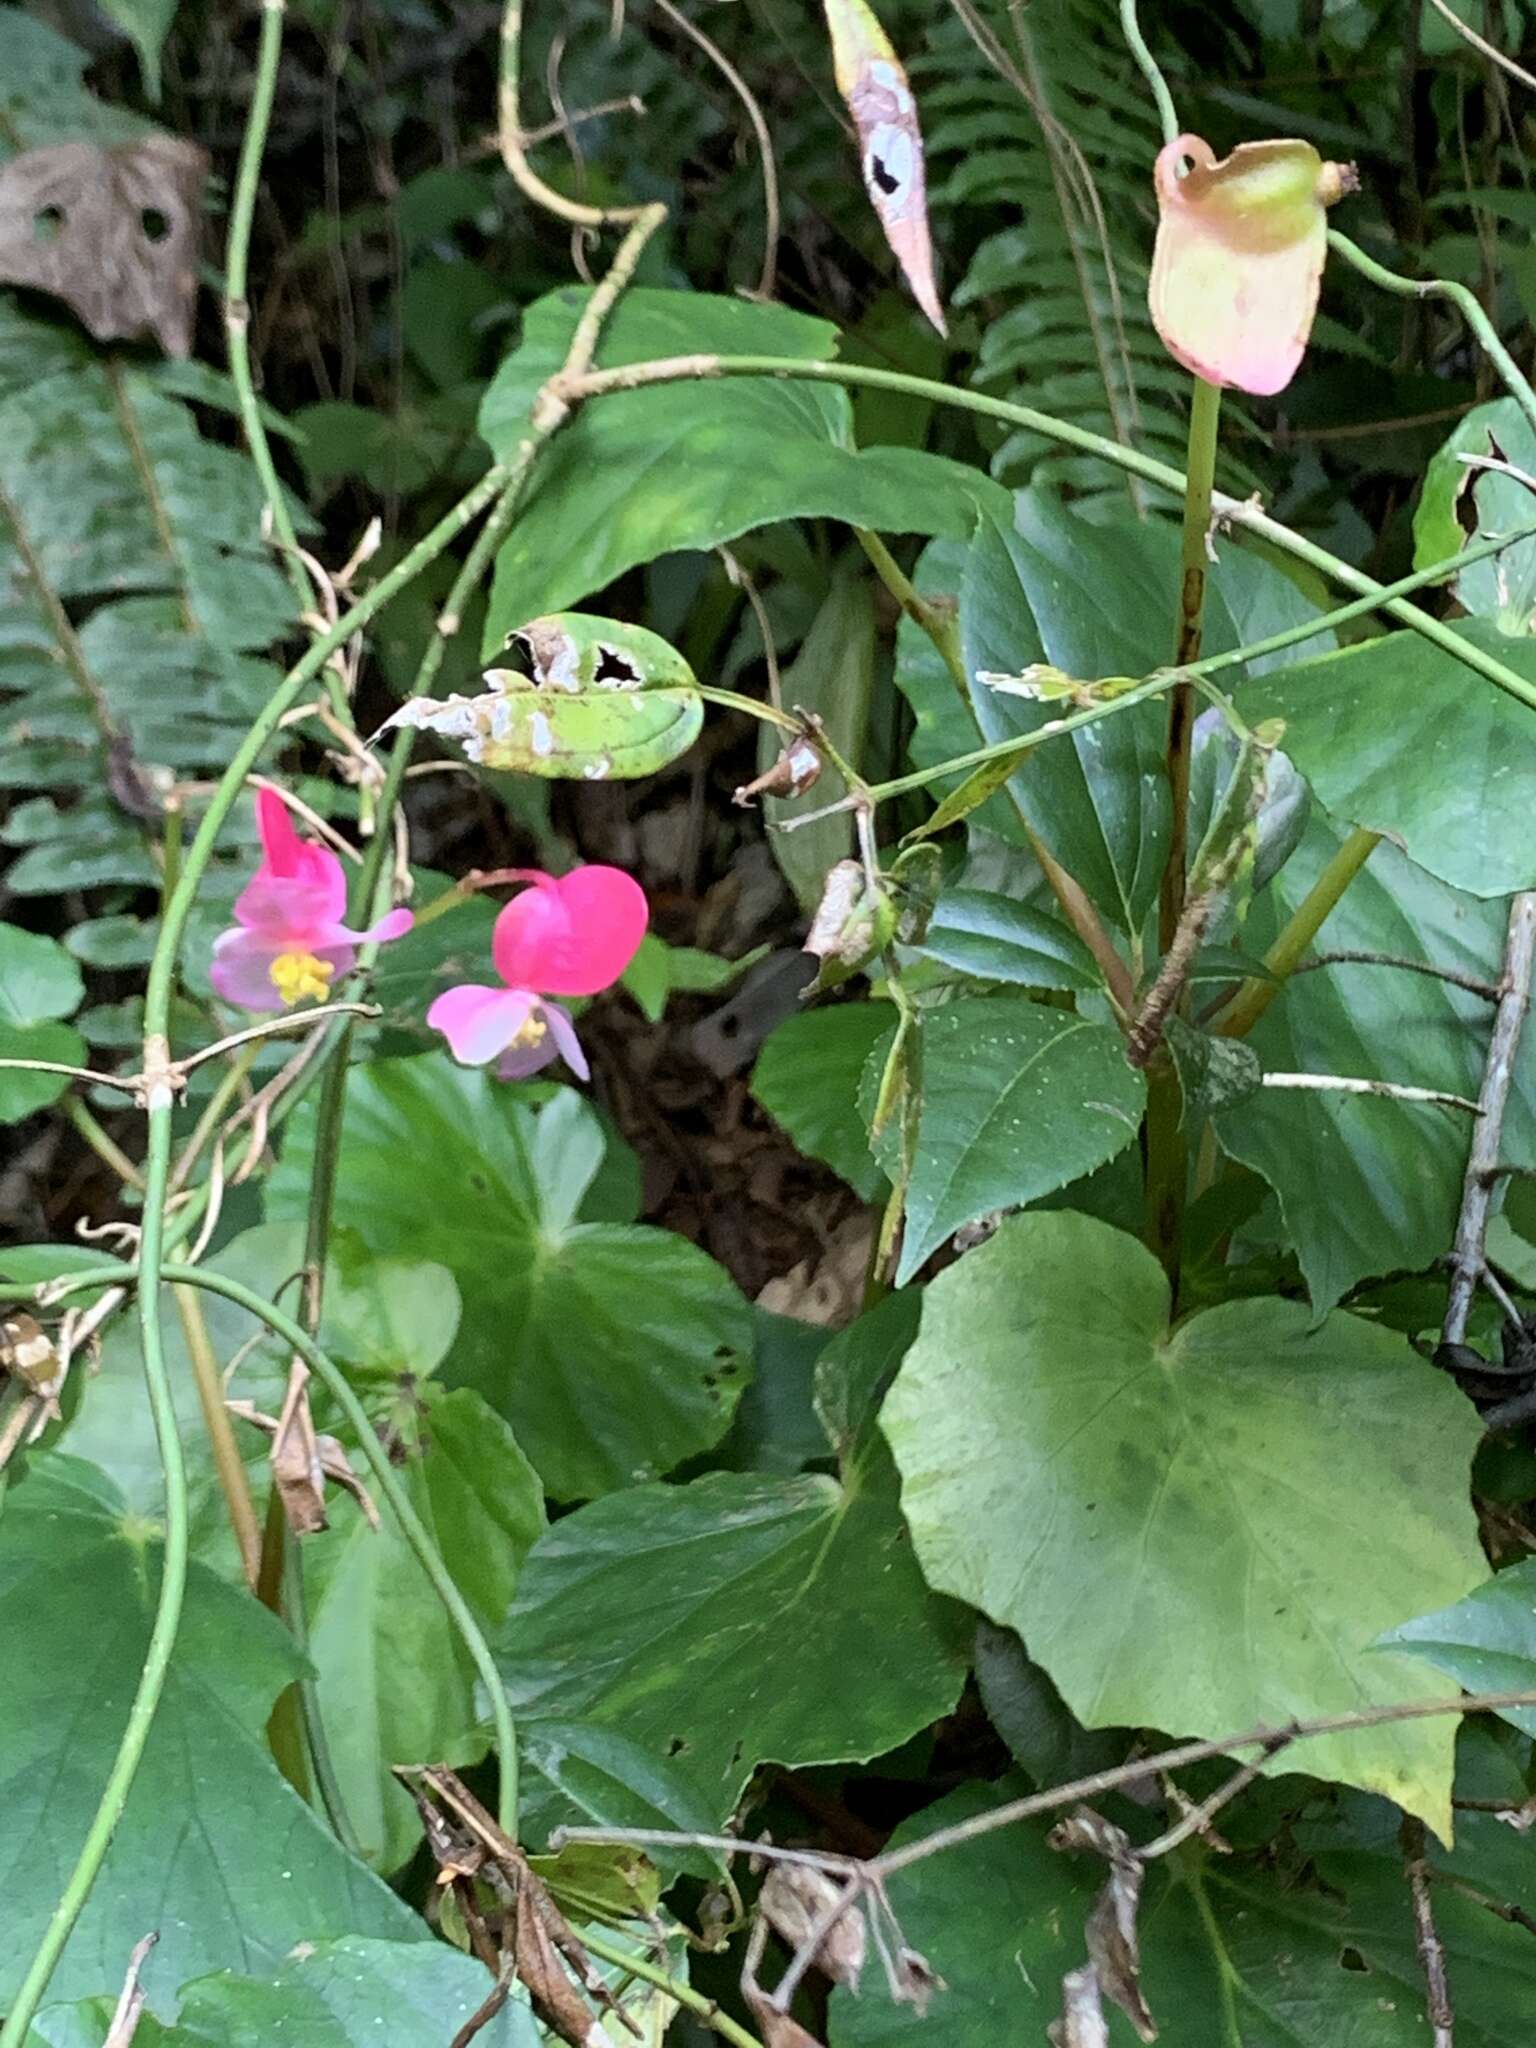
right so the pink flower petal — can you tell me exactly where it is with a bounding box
[427,984,536,1066]
[209,928,288,1012]
[540,1001,589,1081]
[236,791,347,933]
[360,906,414,946]
[1149,134,1355,398]
[491,866,648,998]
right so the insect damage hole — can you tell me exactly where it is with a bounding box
[592,644,642,689]
[140,207,171,242]
[32,205,64,243]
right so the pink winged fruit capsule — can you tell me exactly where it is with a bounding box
[823,0,946,335]
[1150,134,1358,397]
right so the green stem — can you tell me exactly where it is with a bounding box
[1214,827,1382,1038]
[1163,376,1223,946]
[0,1117,188,2048]
[854,526,958,650]
[866,518,1536,810]
[559,353,1536,712]
[62,1095,143,1189]
[173,1284,263,1588]
[1328,230,1536,440]
[158,1264,519,1842]
[1147,375,1222,1290]
[1119,0,1180,145]
[578,1929,762,2048]
[222,0,311,624]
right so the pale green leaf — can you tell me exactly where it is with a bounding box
[882,1210,1488,1834]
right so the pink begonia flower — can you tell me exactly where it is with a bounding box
[1149,134,1357,397]
[428,866,647,1083]
[209,787,413,1012]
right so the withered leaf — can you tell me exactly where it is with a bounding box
[1,1311,60,1396]
[758,1864,866,1993]
[1047,1963,1109,2048]
[0,136,206,357]
[1048,1809,1156,2043]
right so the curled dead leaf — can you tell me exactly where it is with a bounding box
[759,1864,867,1993]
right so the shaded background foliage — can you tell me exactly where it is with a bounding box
[8,0,1536,2044]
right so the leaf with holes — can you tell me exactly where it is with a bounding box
[384,611,703,780]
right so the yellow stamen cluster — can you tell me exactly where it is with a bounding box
[268,950,335,1006]
[511,1011,548,1049]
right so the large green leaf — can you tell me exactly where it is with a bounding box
[1218,818,1536,1312]
[39,1937,538,2048]
[478,287,998,639]
[882,1211,1487,1834]
[0,920,85,1121]
[0,1456,420,2011]
[1245,622,1536,897]
[751,1001,892,1200]
[864,996,1145,1283]
[945,492,1325,935]
[830,1777,1536,2048]
[304,1386,545,1871]
[268,1056,752,1500]
[496,1296,967,1812]
[1378,1558,1536,1738]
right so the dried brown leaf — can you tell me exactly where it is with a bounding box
[0,137,206,356]
[1049,1808,1156,2043]
[759,1864,867,1993]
